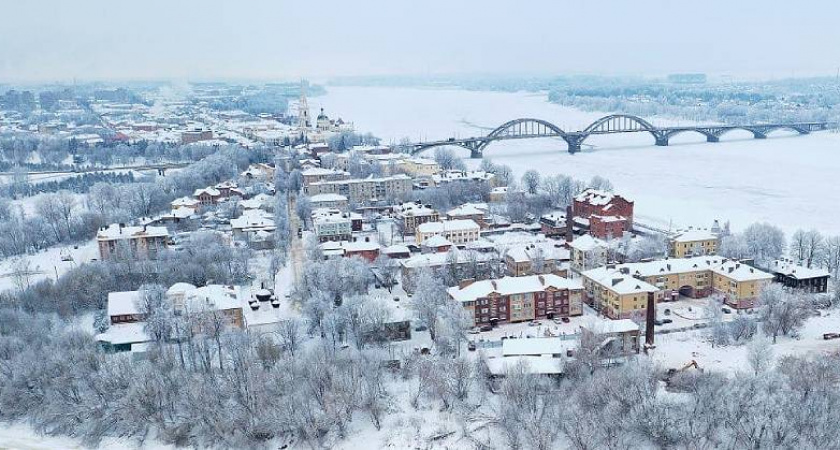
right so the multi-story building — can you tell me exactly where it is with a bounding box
[572,189,634,239]
[416,219,481,245]
[569,234,609,274]
[301,167,349,186]
[231,209,276,241]
[394,201,439,234]
[309,193,349,211]
[447,274,584,327]
[769,259,830,293]
[312,208,352,242]
[403,157,440,177]
[670,229,719,257]
[305,174,413,204]
[582,256,774,316]
[581,267,660,319]
[181,129,213,144]
[97,223,169,260]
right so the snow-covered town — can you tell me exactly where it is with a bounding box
[2,2,840,450]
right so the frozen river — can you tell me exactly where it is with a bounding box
[316,86,840,235]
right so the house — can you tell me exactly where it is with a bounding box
[312,208,352,242]
[431,170,496,187]
[421,235,453,253]
[447,274,584,327]
[670,228,719,257]
[394,201,439,235]
[416,219,481,245]
[231,209,276,242]
[572,189,634,239]
[194,187,222,205]
[382,244,411,259]
[97,223,169,260]
[241,163,275,181]
[580,319,641,355]
[171,196,201,212]
[214,181,245,198]
[769,259,830,293]
[402,157,440,177]
[319,239,381,262]
[446,203,489,228]
[309,193,349,211]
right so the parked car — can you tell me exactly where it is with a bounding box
[662,318,673,324]
[823,333,840,340]
[722,307,732,314]
[561,317,570,323]
[653,319,664,326]
[528,320,541,327]
[467,342,477,351]
[553,318,563,325]
[468,327,481,335]
[479,325,493,332]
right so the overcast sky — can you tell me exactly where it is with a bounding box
[1,0,838,83]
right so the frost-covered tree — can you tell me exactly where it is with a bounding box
[521,169,541,195]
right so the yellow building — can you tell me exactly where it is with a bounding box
[581,268,660,319]
[711,260,773,309]
[670,229,719,258]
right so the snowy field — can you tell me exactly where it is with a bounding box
[318,86,840,234]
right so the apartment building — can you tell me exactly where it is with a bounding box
[394,201,439,234]
[670,228,719,257]
[416,219,481,245]
[97,223,169,260]
[305,174,413,204]
[447,274,584,327]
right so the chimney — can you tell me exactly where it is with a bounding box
[538,275,545,285]
[459,279,475,289]
[644,291,656,352]
[619,267,630,275]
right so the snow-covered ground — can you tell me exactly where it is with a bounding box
[318,86,840,234]
[0,240,98,293]
[0,423,176,450]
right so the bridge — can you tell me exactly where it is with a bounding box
[402,114,834,158]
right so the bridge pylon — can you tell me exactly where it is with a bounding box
[655,134,669,147]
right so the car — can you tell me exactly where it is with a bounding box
[467,342,477,351]
[561,317,570,323]
[722,307,732,314]
[468,327,481,335]
[653,319,664,326]
[553,318,563,325]
[414,325,428,332]
[528,320,541,327]
[479,325,493,332]
[662,318,673,324]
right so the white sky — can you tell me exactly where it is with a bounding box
[1,0,838,82]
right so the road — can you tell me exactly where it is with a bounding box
[287,193,305,284]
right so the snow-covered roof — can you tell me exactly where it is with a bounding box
[301,167,346,177]
[183,285,243,313]
[171,196,200,207]
[167,282,197,297]
[231,209,275,231]
[712,261,774,282]
[505,242,570,263]
[417,219,480,234]
[312,208,351,224]
[502,337,575,357]
[422,235,453,248]
[770,259,830,280]
[485,356,564,376]
[447,274,583,303]
[383,244,410,255]
[309,193,348,203]
[569,234,608,252]
[581,267,660,295]
[447,202,488,217]
[575,188,629,206]
[97,223,169,241]
[395,201,437,217]
[239,193,272,210]
[401,249,496,269]
[582,318,639,334]
[194,187,221,197]
[672,228,718,242]
[107,290,142,317]
[96,322,150,346]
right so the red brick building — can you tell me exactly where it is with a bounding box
[573,189,634,239]
[446,275,583,327]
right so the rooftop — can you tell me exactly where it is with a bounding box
[447,274,583,303]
